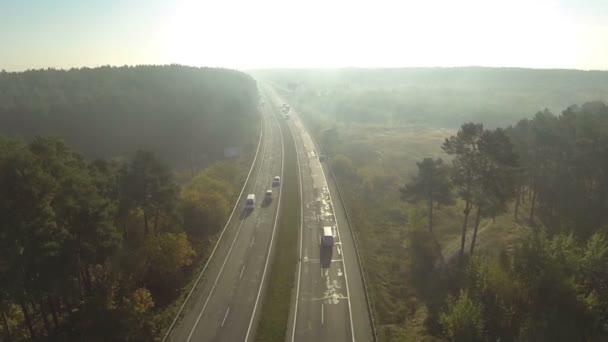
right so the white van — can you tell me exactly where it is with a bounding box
[321,226,334,247]
[264,189,273,203]
[245,194,256,210]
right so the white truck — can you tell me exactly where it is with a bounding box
[321,226,334,247]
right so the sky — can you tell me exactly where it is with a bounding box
[1,0,607,71]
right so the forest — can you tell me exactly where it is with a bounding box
[320,101,608,341]
[0,65,259,169]
[256,67,608,128]
[401,101,608,341]
[0,66,260,341]
[267,69,608,341]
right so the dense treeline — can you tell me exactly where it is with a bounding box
[508,102,608,238]
[0,137,244,341]
[401,101,608,340]
[257,68,608,128]
[0,65,259,169]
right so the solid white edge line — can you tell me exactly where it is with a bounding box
[316,129,357,342]
[321,303,324,325]
[244,89,286,342]
[221,307,230,327]
[185,106,271,341]
[283,88,305,342]
[162,108,265,342]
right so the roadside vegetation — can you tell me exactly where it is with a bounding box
[0,66,260,341]
[265,69,608,341]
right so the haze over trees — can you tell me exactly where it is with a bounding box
[0,65,259,169]
[257,67,608,128]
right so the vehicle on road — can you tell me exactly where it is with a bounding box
[321,226,334,247]
[264,189,273,203]
[319,154,326,162]
[272,176,281,186]
[245,194,256,210]
[280,103,290,114]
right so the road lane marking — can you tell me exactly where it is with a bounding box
[301,258,343,263]
[250,236,255,246]
[244,91,286,342]
[321,304,324,325]
[186,219,246,341]
[161,113,265,342]
[304,108,357,341]
[184,108,272,342]
[239,265,246,279]
[221,307,230,327]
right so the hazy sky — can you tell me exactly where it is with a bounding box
[1,0,607,71]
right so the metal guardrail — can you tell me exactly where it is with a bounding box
[296,113,379,342]
[161,114,265,342]
[325,155,379,342]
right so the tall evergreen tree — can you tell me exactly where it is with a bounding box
[401,158,454,235]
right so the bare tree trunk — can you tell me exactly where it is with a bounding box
[61,295,73,319]
[470,205,483,255]
[78,265,87,298]
[29,298,50,337]
[529,189,537,222]
[514,184,521,220]
[459,201,472,259]
[84,266,93,293]
[76,238,86,299]
[153,208,160,235]
[48,295,59,330]
[428,187,434,234]
[143,210,149,236]
[36,298,52,337]
[2,311,13,342]
[19,298,36,339]
[123,219,129,241]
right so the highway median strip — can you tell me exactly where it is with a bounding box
[254,94,300,342]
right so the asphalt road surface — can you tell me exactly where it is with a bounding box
[167,97,285,342]
[264,87,374,342]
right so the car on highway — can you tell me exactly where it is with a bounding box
[272,176,281,186]
[245,194,255,210]
[319,154,326,162]
[264,189,273,203]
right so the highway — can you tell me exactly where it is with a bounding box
[165,85,373,342]
[264,87,375,342]
[165,93,285,341]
